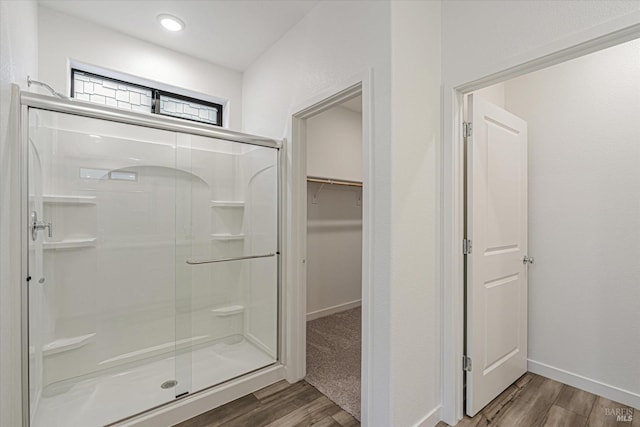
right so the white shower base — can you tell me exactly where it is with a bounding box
[31,335,274,427]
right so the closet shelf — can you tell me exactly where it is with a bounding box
[44,238,97,250]
[42,195,96,204]
[210,200,245,208]
[210,233,245,241]
[211,305,245,317]
[43,333,96,357]
[307,176,363,188]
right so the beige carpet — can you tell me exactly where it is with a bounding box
[306,306,361,420]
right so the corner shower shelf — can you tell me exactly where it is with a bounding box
[210,233,245,241]
[210,200,244,208]
[43,238,97,250]
[211,305,245,317]
[43,333,96,357]
[43,195,96,204]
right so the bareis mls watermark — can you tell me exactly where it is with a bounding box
[604,407,634,422]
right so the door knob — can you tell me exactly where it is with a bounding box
[523,255,534,265]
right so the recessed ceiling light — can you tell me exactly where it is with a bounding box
[157,14,185,32]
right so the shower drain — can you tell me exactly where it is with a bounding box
[161,380,178,389]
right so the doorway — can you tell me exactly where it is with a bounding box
[304,95,363,420]
[290,80,369,422]
[459,36,640,421]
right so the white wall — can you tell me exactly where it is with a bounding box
[441,2,640,424]
[390,2,441,426]
[306,182,362,318]
[242,1,395,424]
[442,1,640,89]
[307,105,363,182]
[306,105,362,318]
[38,6,244,130]
[243,1,443,425]
[503,38,640,406]
[0,2,39,425]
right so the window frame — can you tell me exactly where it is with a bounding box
[70,69,224,127]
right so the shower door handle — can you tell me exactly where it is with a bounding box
[31,211,53,241]
[186,253,276,265]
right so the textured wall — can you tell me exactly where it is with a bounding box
[242,1,394,424]
[442,0,640,87]
[0,2,39,425]
[243,1,444,424]
[390,1,441,425]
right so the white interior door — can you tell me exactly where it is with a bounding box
[466,94,529,416]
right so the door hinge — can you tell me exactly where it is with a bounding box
[463,238,472,255]
[463,355,472,372]
[463,121,473,138]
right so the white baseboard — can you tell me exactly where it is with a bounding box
[306,299,361,321]
[528,359,640,410]
[414,405,441,427]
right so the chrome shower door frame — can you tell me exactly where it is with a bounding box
[19,91,283,426]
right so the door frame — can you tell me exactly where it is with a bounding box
[286,70,372,423]
[441,16,640,426]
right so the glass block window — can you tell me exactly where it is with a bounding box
[73,71,152,113]
[159,94,220,125]
[71,69,223,126]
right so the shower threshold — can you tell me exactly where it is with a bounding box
[30,335,274,427]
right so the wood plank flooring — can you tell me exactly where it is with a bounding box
[174,380,359,427]
[177,372,637,427]
[437,373,638,427]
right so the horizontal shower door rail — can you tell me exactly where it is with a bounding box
[186,253,276,265]
[20,92,281,149]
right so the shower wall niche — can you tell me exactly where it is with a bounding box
[26,106,279,427]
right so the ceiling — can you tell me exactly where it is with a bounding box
[39,0,319,72]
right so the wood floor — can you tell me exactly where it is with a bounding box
[437,373,638,427]
[174,380,359,427]
[176,372,637,427]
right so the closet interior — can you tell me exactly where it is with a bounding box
[305,96,363,420]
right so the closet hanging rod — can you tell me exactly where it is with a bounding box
[307,176,363,188]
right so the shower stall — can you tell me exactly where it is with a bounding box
[20,92,281,426]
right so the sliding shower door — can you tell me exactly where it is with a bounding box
[25,106,279,427]
[176,134,279,394]
[26,109,185,427]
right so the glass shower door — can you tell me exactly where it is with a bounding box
[26,109,187,426]
[177,134,279,394]
[26,105,279,426]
